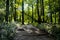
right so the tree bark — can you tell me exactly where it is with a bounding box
[5,0,9,22]
[10,0,13,22]
[37,0,41,24]
[58,0,60,24]
[14,0,17,21]
[41,0,44,22]
[32,4,33,23]
[22,0,24,24]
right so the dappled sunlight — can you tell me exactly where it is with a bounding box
[0,0,60,40]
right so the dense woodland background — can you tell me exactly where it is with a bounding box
[0,0,60,24]
[0,0,60,40]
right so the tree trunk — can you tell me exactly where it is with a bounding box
[10,0,13,22]
[5,0,9,22]
[58,0,60,24]
[22,0,24,24]
[32,4,33,23]
[41,0,44,22]
[14,0,17,21]
[37,0,41,24]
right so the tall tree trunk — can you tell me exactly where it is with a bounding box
[22,0,24,24]
[14,0,17,21]
[10,0,13,22]
[37,0,41,24]
[41,0,44,22]
[32,4,33,23]
[5,0,9,22]
[58,12,60,24]
[58,0,60,24]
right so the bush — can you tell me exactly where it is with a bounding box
[37,23,60,40]
[51,25,60,40]
[0,22,17,40]
[37,23,52,33]
[37,23,45,30]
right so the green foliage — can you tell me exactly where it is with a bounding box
[37,23,60,40]
[0,0,60,40]
[0,22,17,40]
[37,23,46,30]
[38,23,49,33]
[0,9,5,22]
[51,25,60,40]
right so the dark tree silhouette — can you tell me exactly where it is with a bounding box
[5,0,9,22]
[58,0,60,24]
[10,0,13,22]
[37,0,41,24]
[22,0,24,24]
[32,4,33,23]
[41,0,44,22]
[14,0,17,21]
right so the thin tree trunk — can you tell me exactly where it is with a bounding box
[5,0,9,22]
[58,12,60,24]
[11,0,13,22]
[58,0,60,24]
[14,0,17,21]
[32,4,33,23]
[20,15,21,22]
[22,0,24,24]
[41,0,44,22]
[37,0,41,24]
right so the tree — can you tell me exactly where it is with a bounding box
[41,0,44,22]
[58,0,60,24]
[22,0,24,24]
[10,0,14,22]
[14,0,17,21]
[5,0,9,22]
[37,0,41,24]
[32,4,33,23]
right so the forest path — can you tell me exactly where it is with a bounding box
[14,24,54,40]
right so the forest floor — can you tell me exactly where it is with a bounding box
[14,24,54,40]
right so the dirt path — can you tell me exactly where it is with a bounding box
[14,24,54,40]
[14,31,54,40]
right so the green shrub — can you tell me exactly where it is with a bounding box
[37,23,60,40]
[0,22,17,40]
[51,25,60,40]
[37,23,52,33]
[37,23,45,30]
